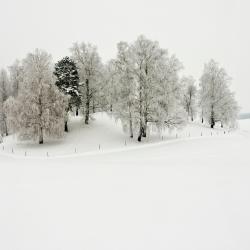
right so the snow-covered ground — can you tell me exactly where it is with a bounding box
[0,112,233,158]
[0,115,250,250]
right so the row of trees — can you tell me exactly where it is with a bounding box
[0,35,239,144]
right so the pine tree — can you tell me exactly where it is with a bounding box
[54,56,80,131]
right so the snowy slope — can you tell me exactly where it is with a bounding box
[0,112,233,158]
[0,117,249,250]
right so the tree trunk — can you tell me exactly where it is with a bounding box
[110,104,113,112]
[85,79,90,125]
[38,95,43,144]
[142,123,147,137]
[5,124,8,136]
[210,116,215,128]
[129,110,133,138]
[64,121,68,132]
[138,126,143,142]
[3,115,8,136]
[143,66,148,138]
[39,126,43,144]
[92,99,95,113]
[142,110,148,138]
[138,117,144,142]
[76,108,79,116]
[138,73,143,142]
[143,112,147,137]
[221,122,223,128]
[210,107,215,129]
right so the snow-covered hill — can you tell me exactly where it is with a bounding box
[0,112,235,158]
[0,115,249,250]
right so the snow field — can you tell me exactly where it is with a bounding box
[0,116,249,250]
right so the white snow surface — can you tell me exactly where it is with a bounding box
[0,112,235,158]
[0,114,250,250]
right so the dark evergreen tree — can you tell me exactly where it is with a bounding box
[54,57,80,132]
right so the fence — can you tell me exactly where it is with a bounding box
[0,129,231,158]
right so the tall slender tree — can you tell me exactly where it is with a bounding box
[181,76,197,121]
[110,36,185,141]
[0,69,10,136]
[8,60,24,97]
[103,60,119,113]
[199,59,238,128]
[70,42,103,124]
[113,42,136,138]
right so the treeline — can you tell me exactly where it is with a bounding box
[0,35,239,144]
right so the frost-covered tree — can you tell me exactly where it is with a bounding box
[181,76,197,121]
[70,42,103,124]
[0,101,6,136]
[132,36,165,140]
[5,49,68,144]
[0,69,10,136]
[131,36,185,141]
[54,56,80,131]
[218,89,239,127]
[103,60,119,112]
[8,60,24,97]
[199,59,239,128]
[111,36,185,141]
[0,69,10,102]
[113,42,137,138]
[151,54,186,132]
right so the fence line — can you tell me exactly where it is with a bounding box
[0,129,230,158]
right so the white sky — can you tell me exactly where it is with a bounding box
[0,0,249,112]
